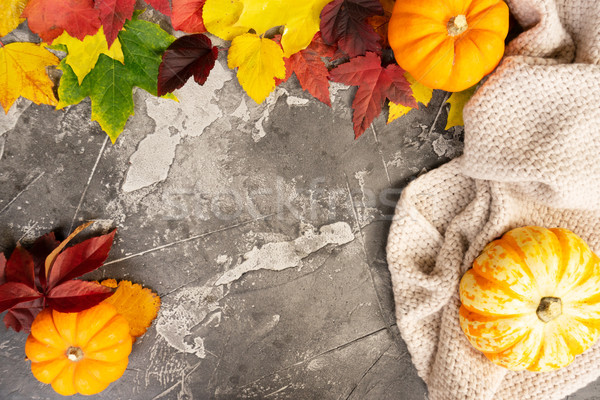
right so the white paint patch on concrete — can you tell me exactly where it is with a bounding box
[231,98,250,119]
[354,170,381,225]
[253,87,288,142]
[122,61,234,192]
[0,98,32,136]
[155,282,225,358]
[286,96,309,106]
[215,221,354,286]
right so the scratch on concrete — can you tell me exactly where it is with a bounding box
[0,171,45,215]
[215,221,354,286]
[122,60,234,192]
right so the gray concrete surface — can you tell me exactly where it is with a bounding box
[0,53,597,400]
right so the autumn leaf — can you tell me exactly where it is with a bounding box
[320,0,383,58]
[0,0,29,36]
[157,34,218,96]
[94,0,136,46]
[445,86,477,129]
[52,27,124,84]
[100,279,161,338]
[388,73,433,124]
[146,0,171,16]
[22,0,101,43]
[228,33,286,103]
[202,0,246,40]
[171,0,207,33]
[0,42,58,113]
[58,18,175,142]
[278,34,333,106]
[0,224,116,332]
[330,52,416,138]
[367,0,394,47]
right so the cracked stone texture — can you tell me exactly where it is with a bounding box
[0,54,594,400]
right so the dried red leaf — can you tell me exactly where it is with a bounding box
[4,298,44,333]
[0,254,6,285]
[29,232,60,291]
[94,0,136,47]
[157,34,218,96]
[330,52,416,138]
[46,280,114,313]
[5,245,35,288]
[145,0,171,16]
[22,0,101,43]
[47,229,116,288]
[0,282,42,313]
[171,0,206,33]
[284,49,332,107]
[309,32,338,59]
[320,0,383,58]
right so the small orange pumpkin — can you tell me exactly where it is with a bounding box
[388,0,509,92]
[459,226,600,371]
[25,303,132,395]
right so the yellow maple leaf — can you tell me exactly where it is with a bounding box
[228,33,286,103]
[100,279,161,339]
[236,0,332,56]
[53,27,124,84]
[0,42,58,113]
[203,0,247,41]
[0,0,29,37]
[445,86,477,129]
[388,73,434,124]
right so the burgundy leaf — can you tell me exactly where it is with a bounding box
[30,232,60,291]
[330,52,416,138]
[46,280,114,313]
[5,245,35,288]
[47,229,116,288]
[320,0,383,58]
[145,0,171,16]
[95,0,136,47]
[4,298,44,332]
[0,282,42,313]
[0,254,5,285]
[157,34,218,96]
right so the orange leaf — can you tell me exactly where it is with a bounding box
[367,0,394,47]
[100,279,160,338]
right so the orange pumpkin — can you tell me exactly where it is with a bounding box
[388,0,509,92]
[459,226,600,371]
[25,303,132,395]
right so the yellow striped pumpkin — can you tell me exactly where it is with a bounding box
[459,226,600,371]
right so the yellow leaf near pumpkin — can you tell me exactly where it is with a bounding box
[0,0,29,36]
[228,33,286,104]
[388,73,434,124]
[445,86,476,129]
[0,42,59,113]
[100,279,160,338]
[52,27,124,84]
[202,0,247,41]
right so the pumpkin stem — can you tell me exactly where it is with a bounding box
[447,15,468,36]
[66,346,84,362]
[536,297,562,323]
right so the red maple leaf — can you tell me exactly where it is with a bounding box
[157,34,218,96]
[320,0,383,58]
[330,52,416,138]
[171,0,206,33]
[277,38,335,107]
[95,0,136,47]
[22,0,101,43]
[146,0,171,16]
[0,227,116,332]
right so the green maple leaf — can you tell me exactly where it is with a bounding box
[57,18,176,142]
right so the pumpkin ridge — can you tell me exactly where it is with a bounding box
[460,301,527,318]
[480,329,529,354]
[497,235,538,285]
[34,310,66,349]
[82,314,127,353]
[561,255,599,301]
[549,228,571,291]
[470,265,533,303]
[411,39,455,87]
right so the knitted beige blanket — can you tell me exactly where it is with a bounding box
[386,0,600,399]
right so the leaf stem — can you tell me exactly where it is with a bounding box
[429,91,451,134]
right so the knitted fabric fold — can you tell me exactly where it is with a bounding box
[386,1,600,399]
